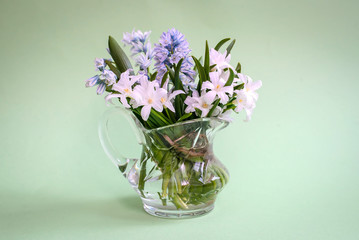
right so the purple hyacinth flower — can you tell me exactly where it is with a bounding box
[153,28,195,87]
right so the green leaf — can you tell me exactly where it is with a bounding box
[151,109,172,125]
[214,38,231,51]
[234,83,244,90]
[207,99,220,117]
[225,103,236,109]
[192,56,206,94]
[223,104,236,113]
[165,107,176,123]
[209,64,216,70]
[174,58,185,91]
[235,62,241,73]
[108,36,133,73]
[104,59,121,78]
[177,112,192,122]
[225,95,236,106]
[160,72,169,88]
[204,41,210,79]
[226,39,236,57]
[165,65,175,80]
[174,59,185,118]
[150,72,158,81]
[225,68,235,86]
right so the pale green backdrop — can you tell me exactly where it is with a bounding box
[0,0,358,239]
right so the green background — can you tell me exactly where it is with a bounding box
[1,0,358,239]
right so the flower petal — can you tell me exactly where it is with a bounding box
[218,92,229,104]
[96,82,106,95]
[203,91,216,104]
[250,80,262,91]
[105,94,121,105]
[165,102,175,112]
[202,81,214,91]
[168,90,184,100]
[141,105,151,121]
[152,101,163,112]
[85,75,99,87]
[119,95,130,108]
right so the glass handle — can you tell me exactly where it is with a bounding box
[98,106,144,168]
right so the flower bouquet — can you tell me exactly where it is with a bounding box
[86,29,262,218]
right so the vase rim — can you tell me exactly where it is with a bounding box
[128,110,230,133]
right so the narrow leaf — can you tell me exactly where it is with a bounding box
[165,65,175,80]
[204,41,210,79]
[214,38,231,51]
[150,72,158,81]
[235,62,241,73]
[165,107,176,123]
[234,83,244,90]
[225,68,235,86]
[223,105,236,113]
[174,58,184,91]
[104,60,121,78]
[207,99,220,117]
[198,56,203,63]
[174,59,185,118]
[160,72,169,88]
[192,56,206,94]
[177,113,192,122]
[151,109,171,125]
[226,39,236,57]
[108,36,133,73]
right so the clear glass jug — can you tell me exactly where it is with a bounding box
[98,107,230,218]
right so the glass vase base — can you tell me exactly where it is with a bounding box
[143,203,214,219]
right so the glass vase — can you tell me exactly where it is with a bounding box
[98,107,230,218]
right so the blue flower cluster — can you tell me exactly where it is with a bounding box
[85,58,117,95]
[122,30,154,72]
[154,28,195,87]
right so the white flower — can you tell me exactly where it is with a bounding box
[100,69,117,86]
[243,75,262,107]
[95,58,106,71]
[232,75,262,121]
[218,111,234,122]
[202,71,233,104]
[133,80,163,121]
[105,70,140,108]
[234,72,247,84]
[184,91,216,117]
[233,90,251,113]
[184,90,199,113]
[157,89,184,112]
[209,48,232,71]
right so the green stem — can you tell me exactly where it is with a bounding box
[151,109,172,125]
[138,149,147,197]
[175,171,183,194]
[173,194,188,209]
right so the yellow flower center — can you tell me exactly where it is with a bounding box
[124,88,130,93]
[160,97,166,103]
[148,98,153,104]
[246,87,250,92]
[202,103,208,108]
[216,84,221,90]
[239,99,243,103]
